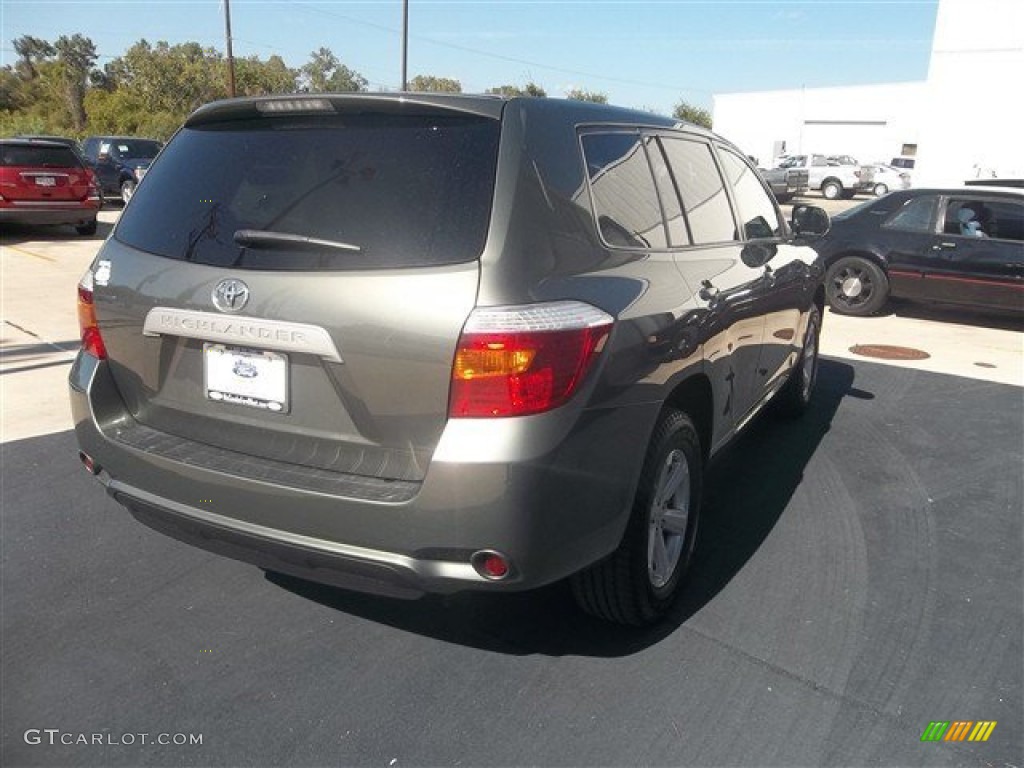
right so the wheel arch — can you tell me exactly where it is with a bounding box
[825,248,889,275]
[664,373,713,463]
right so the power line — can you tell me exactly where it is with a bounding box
[289,1,712,95]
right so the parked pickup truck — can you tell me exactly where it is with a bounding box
[774,154,862,200]
[757,164,809,202]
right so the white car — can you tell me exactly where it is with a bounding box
[857,164,912,196]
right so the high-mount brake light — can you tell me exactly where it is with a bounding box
[256,98,334,114]
[450,301,613,418]
[77,269,107,360]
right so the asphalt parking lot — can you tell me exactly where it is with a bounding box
[2,203,1022,767]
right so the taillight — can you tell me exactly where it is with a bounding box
[86,170,101,199]
[77,269,107,359]
[450,301,613,418]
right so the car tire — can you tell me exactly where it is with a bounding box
[873,183,889,197]
[826,255,889,316]
[821,180,842,200]
[121,179,136,204]
[775,305,821,417]
[76,219,98,236]
[571,409,702,626]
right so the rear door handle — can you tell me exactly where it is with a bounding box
[931,242,957,251]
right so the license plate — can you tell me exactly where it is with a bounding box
[203,344,288,413]
[35,176,56,187]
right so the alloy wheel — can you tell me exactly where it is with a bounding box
[647,449,690,589]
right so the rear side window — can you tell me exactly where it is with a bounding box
[115,114,500,270]
[659,137,737,244]
[1,145,80,168]
[581,132,667,249]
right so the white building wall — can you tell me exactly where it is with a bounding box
[713,83,924,168]
[913,0,1024,185]
[713,0,1024,181]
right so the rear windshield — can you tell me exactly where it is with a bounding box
[115,113,501,270]
[1,145,81,168]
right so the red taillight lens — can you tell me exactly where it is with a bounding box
[77,271,107,359]
[449,302,612,418]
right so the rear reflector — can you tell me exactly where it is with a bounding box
[77,269,107,360]
[471,550,511,580]
[78,451,101,475]
[450,301,612,418]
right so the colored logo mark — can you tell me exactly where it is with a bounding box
[921,721,996,742]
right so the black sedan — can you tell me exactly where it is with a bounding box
[815,187,1023,316]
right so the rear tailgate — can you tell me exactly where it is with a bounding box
[0,144,92,202]
[95,98,502,482]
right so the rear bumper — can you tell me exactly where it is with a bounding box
[70,352,656,598]
[0,202,99,227]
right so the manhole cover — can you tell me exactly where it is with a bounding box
[849,344,930,361]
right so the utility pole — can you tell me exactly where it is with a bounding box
[224,0,237,97]
[401,0,408,90]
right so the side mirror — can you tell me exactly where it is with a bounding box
[740,241,777,268]
[791,205,830,238]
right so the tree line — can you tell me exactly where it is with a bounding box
[1,34,711,140]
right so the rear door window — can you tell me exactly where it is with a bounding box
[940,197,1023,240]
[115,114,501,270]
[581,132,668,249]
[982,199,1024,242]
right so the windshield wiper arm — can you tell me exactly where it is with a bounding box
[233,229,362,253]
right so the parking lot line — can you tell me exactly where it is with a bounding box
[1,243,57,262]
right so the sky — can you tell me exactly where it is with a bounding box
[0,0,940,114]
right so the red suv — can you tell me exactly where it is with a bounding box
[0,139,102,235]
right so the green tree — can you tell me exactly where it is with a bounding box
[53,34,97,131]
[108,40,225,116]
[235,55,297,96]
[565,88,607,104]
[672,99,712,129]
[3,38,68,134]
[0,67,27,112]
[408,75,462,93]
[486,81,546,98]
[11,35,54,80]
[300,47,366,93]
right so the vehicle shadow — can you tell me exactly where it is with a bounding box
[268,358,859,657]
[884,298,1024,332]
[0,218,114,246]
[0,339,80,375]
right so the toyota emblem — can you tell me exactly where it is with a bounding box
[212,278,250,313]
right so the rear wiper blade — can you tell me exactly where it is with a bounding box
[233,229,362,253]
